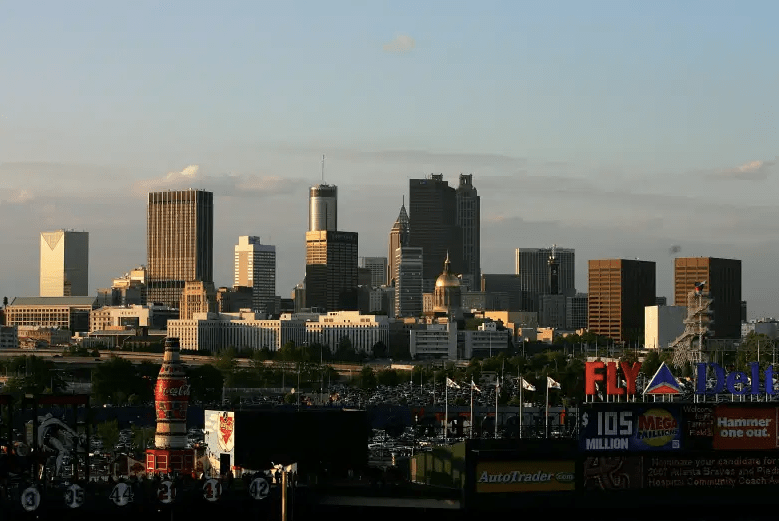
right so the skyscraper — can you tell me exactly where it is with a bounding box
[674,257,742,339]
[394,247,423,318]
[588,259,656,343]
[40,230,89,296]
[456,174,480,290]
[359,257,387,288]
[147,189,213,308]
[234,236,277,315]
[387,201,409,286]
[515,247,575,311]
[409,175,462,292]
[305,231,358,312]
[309,184,337,231]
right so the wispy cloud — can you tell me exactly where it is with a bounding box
[0,189,34,205]
[708,158,777,181]
[383,34,415,53]
[131,165,306,197]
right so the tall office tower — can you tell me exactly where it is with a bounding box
[674,257,742,339]
[588,259,656,343]
[234,236,276,315]
[147,189,213,308]
[40,230,89,296]
[394,247,423,318]
[305,231,358,312]
[515,247,575,311]
[359,257,387,288]
[309,184,337,231]
[387,201,410,286]
[456,174,480,291]
[409,175,463,293]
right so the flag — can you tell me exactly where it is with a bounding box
[470,379,481,392]
[547,376,561,390]
[446,377,461,389]
[519,377,536,391]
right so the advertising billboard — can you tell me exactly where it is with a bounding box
[580,404,682,451]
[475,460,575,493]
[712,406,779,450]
[584,453,779,490]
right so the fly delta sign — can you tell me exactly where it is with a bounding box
[585,361,779,397]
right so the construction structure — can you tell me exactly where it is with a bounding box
[670,281,713,367]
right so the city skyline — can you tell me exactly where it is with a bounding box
[0,2,777,317]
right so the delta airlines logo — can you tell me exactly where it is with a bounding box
[643,363,681,395]
[585,360,777,397]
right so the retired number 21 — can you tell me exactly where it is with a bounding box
[596,411,633,435]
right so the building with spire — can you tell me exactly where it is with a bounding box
[387,200,409,286]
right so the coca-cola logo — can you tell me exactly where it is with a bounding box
[158,384,191,397]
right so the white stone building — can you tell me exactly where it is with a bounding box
[644,305,686,349]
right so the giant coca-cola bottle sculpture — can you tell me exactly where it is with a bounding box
[146,337,195,475]
[154,337,190,449]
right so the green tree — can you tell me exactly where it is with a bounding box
[92,356,151,405]
[372,341,388,359]
[335,336,356,362]
[377,369,400,387]
[3,356,66,395]
[131,425,155,452]
[188,364,224,403]
[360,366,377,389]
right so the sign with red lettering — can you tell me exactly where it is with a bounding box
[713,406,778,450]
[585,361,641,396]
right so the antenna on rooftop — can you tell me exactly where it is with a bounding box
[321,154,325,183]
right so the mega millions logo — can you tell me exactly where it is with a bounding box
[636,408,679,447]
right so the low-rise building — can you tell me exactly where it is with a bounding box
[6,296,97,333]
[0,325,18,349]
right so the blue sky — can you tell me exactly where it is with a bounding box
[1,1,778,317]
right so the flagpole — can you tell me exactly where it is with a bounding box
[519,376,523,438]
[445,377,448,443]
[495,377,499,439]
[545,374,549,438]
[470,381,474,439]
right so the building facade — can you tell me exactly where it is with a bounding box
[644,305,686,349]
[588,259,656,343]
[358,257,387,288]
[6,296,97,333]
[515,247,575,311]
[674,257,742,339]
[305,231,359,312]
[566,293,588,330]
[309,184,337,232]
[234,236,276,315]
[456,174,480,291]
[147,189,214,308]
[480,274,523,312]
[394,247,423,318]
[40,230,89,297]
[180,281,217,320]
[409,175,463,292]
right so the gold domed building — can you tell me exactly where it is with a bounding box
[433,252,462,316]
